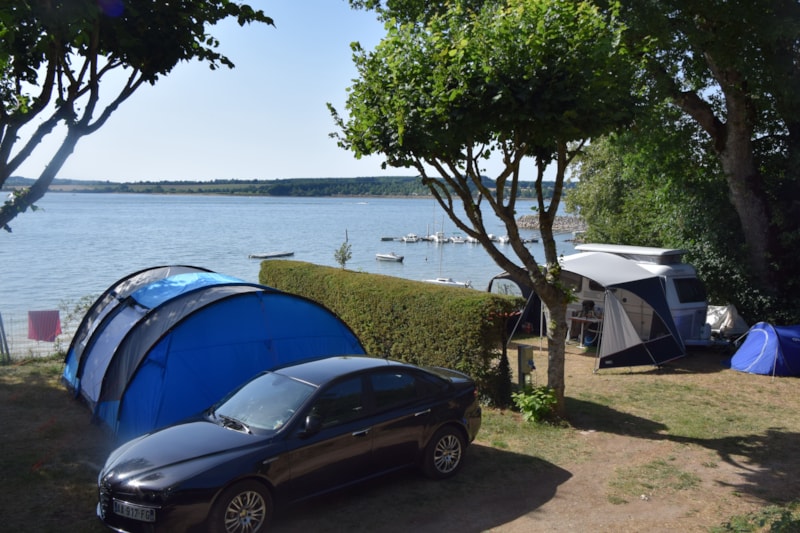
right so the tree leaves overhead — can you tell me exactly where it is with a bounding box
[0,0,273,231]
[334,0,642,414]
[334,0,638,170]
[1,1,273,88]
[571,0,800,319]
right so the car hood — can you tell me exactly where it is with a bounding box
[103,418,265,482]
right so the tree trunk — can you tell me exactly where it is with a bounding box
[716,90,774,293]
[674,85,775,294]
[0,131,81,231]
[541,297,568,417]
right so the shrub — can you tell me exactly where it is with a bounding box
[512,385,557,423]
[258,260,522,406]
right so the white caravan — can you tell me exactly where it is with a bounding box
[574,243,711,346]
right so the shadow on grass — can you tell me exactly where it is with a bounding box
[588,348,735,376]
[272,444,571,533]
[2,360,571,533]
[0,365,112,533]
[566,396,800,504]
[652,348,735,375]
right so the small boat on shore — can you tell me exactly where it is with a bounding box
[376,252,404,262]
[248,251,294,259]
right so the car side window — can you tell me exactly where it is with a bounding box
[371,371,418,410]
[313,377,364,429]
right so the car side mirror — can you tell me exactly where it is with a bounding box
[299,414,322,438]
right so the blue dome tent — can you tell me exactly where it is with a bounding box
[728,322,800,377]
[63,266,365,442]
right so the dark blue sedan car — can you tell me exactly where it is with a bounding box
[97,355,482,532]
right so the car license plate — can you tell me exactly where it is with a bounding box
[113,499,156,522]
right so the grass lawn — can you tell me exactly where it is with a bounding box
[2,344,799,532]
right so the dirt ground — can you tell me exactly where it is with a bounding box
[4,345,795,532]
[484,345,758,533]
[270,343,800,533]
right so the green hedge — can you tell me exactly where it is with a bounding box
[258,260,522,405]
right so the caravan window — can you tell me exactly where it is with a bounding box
[674,278,707,303]
[588,279,604,292]
[490,278,524,297]
[561,272,581,292]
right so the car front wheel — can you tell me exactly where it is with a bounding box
[208,479,272,533]
[422,426,466,480]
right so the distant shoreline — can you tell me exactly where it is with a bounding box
[13,182,586,232]
[6,175,574,202]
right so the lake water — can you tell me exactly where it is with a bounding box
[0,193,576,317]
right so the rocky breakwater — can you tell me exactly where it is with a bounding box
[517,214,587,234]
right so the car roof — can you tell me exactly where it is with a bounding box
[274,355,407,387]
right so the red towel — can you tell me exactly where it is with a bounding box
[28,310,62,342]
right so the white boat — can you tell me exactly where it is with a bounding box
[423,277,472,288]
[450,233,466,244]
[248,251,294,259]
[465,235,479,243]
[431,231,450,243]
[376,252,404,262]
[402,233,420,243]
[497,235,511,244]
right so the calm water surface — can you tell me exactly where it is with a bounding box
[1,193,576,316]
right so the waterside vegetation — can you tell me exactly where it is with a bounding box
[5,175,574,199]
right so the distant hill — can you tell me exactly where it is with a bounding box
[5,175,573,198]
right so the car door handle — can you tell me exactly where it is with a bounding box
[414,409,431,417]
[352,428,371,437]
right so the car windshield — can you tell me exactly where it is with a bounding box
[213,372,316,432]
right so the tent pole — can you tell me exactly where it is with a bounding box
[505,290,535,350]
[0,312,9,362]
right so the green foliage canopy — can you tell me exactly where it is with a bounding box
[335,0,637,170]
[569,0,800,321]
[0,0,273,231]
[333,0,640,413]
[618,0,799,298]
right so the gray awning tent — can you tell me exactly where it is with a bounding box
[560,252,685,369]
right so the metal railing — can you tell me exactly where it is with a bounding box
[0,311,76,362]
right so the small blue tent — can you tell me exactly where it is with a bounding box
[63,266,365,442]
[728,322,800,377]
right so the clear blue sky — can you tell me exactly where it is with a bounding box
[16,1,409,183]
[16,0,546,183]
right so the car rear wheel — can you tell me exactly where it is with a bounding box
[422,426,466,480]
[208,480,272,533]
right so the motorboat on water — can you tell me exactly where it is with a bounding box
[376,252,404,262]
[248,251,294,259]
[430,231,450,243]
[423,277,472,288]
[402,233,420,243]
